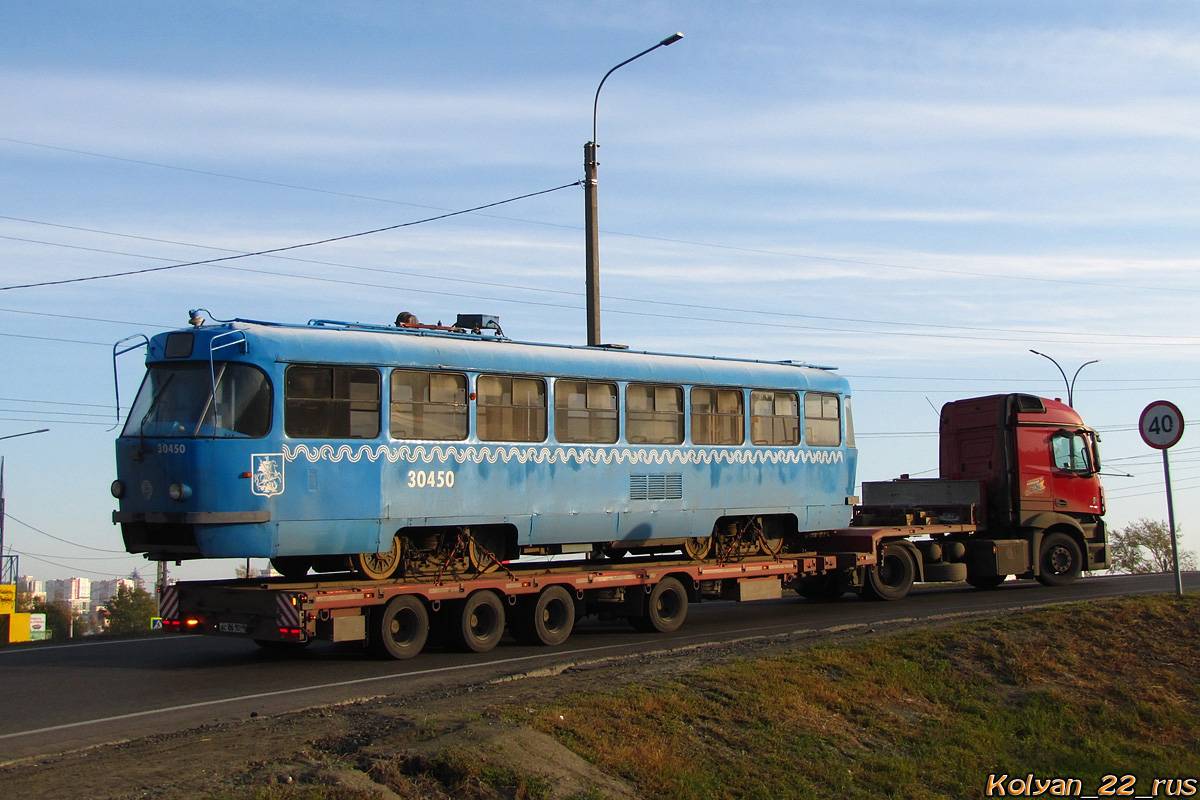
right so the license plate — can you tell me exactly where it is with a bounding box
[219,622,249,634]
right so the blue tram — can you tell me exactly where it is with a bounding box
[112,314,858,579]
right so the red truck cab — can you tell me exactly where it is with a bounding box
[940,394,1107,575]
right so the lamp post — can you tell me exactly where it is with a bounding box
[584,32,683,347]
[1029,350,1100,408]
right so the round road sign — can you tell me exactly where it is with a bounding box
[1139,401,1185,450]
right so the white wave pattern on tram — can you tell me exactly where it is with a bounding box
[281,443,845,466]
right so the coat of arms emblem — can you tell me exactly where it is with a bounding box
[251,454,285,497]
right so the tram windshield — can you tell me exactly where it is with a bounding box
[122,362,272,439]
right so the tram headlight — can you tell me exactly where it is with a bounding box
[168,482,193,502]
[110,480,126,499]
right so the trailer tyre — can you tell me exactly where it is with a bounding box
[368,595,429,660]
[511,585,576,646]
[631,577,688,633]
[922,562,968,583]
[444,590,506,653]
[861,543,916,601]
[1036,532,1083,587]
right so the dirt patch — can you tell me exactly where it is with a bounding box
[0,610,1055,800]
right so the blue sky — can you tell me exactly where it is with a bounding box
[2,2,1197,582]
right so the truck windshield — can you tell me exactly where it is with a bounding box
[121,362,272,439]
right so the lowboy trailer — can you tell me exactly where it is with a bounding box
[154,392,1107,659]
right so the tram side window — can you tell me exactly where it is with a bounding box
[477,374,547,442]
[750,390,800,446]
[626,383,684,444]
[804,392,841,447]
[285,365,381,439]
[691,387,744,446]
[390,369,468,441]
[555,380,618,443]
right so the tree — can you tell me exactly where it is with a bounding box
[1108,518,1198,574]
[15,589,34,613]
[30,597,81,641]
[103,584,159,636]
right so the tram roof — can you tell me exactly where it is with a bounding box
[147,317,850,393]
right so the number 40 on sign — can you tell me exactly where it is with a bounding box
[1139,401,1184,450]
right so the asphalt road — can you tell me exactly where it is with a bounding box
[1,571,1194,763]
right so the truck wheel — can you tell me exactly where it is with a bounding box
[1036,532,1083,587]
[631,577,688,633]
[444,590,506,653]
[967,574,1006,590]
[861,544,916,601]
[367,595,429,660]
[511,585,575,646]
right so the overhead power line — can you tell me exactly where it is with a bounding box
[0,182,581,292]
[4,514,127,553]
[6,224,1199,345]
[4,136,1199,296]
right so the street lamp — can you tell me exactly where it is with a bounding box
[0,429,49,442]
[584,32,684,347]
[1029,350,1100,407]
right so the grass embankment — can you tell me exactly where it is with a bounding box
[533,594,1200,800]
[215,594,1200,800]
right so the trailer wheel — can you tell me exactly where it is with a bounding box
[861,543,916,601]
[511,585,576,646]
[368,595,429,660]
[353,535,402,581]
[967,574,1006,590]
[444,590,506,653]
[1036,532,1083,587]
[631,577,688,633]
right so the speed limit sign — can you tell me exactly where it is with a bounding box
[1140,401,1185,450]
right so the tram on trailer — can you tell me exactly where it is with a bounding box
[111,313,858,580]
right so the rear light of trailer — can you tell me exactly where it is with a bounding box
[162,619,182,631]
[278,628,305,641]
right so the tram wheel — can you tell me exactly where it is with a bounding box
[444,590,506,653]
[683,535,713,561]
[352,535,402,581]
[758,535,784,557]
[467,528,506,574]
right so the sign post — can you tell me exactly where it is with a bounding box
[1139,401,1186,596]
